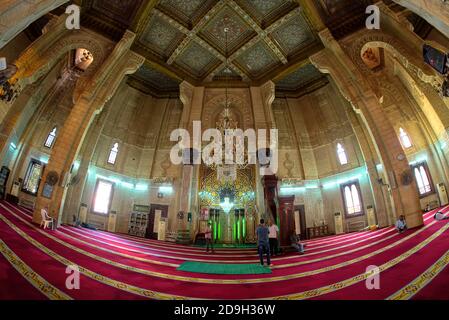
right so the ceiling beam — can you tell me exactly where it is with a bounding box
[229,0,288,64]
[271,59,310,83]
[164,1,226,64]
[296,0,326,32]
[129,0,159,34]
[152,2,249,81]
[208,0,301,81]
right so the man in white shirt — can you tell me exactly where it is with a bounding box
[395,215,407,234]
[268,220,279,256]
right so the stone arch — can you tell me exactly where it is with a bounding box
[346,31,441,90]
[13,17,112,88]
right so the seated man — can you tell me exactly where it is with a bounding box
[290,231,305,254]
[434,211,449,221]
[395,215,407,234]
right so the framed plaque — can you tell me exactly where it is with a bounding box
[42,183,53,199]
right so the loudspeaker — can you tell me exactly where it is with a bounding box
[423,44,448,75]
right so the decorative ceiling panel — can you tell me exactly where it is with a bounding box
[129,65,181,97]
[80,0,326,86]
[315,0,373,39]
[157,0,219,28]
[270,12,315,57]
[174,41,221,78]
[139,15,185,59]
[234,0,298,27]
[199,5,257,56]
[275,64,328,95]
[90,0,144,27]
[235,41,280,78]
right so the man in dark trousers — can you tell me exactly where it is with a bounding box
[256,219,273,267]
[205,222,214,253]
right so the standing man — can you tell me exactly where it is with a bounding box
[256,219,273,267]
[268,219,279,256]
[205,222,214,253]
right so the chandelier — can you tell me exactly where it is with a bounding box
[207,27,250,174]
[220,197,234,214]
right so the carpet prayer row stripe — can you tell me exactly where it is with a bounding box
[18,200,440,254]
[61,222,396,257]
[56,205,439,256]
[2,201,448,299]
[269,224,449,300]
[4,202,446,284]
[388,250,449,300]
[314,221,449,300]
[8,202,416,267]
[0,212,189,300]
[0,240,72,300]
[33,206,447,274]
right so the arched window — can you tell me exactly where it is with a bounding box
[337,143,348,165]
[399,127,412,149]
[413,163,432,196]
[108,143,119,165]
[44,127,57,148]
[342,181,363,216]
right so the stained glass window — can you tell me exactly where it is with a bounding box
[342,181,363,216]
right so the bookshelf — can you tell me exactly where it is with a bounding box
[128,211,149,238]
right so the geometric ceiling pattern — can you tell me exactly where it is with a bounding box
[128,64,182,98]
[275,63,328,97]
[76,0,374,94]
[132,0,322,84]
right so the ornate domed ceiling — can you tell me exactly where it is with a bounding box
[67,0,373,95]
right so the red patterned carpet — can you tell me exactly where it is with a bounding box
[0,200,449,300]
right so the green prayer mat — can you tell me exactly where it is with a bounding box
[177,262,272,275]
[193,244,256,249]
